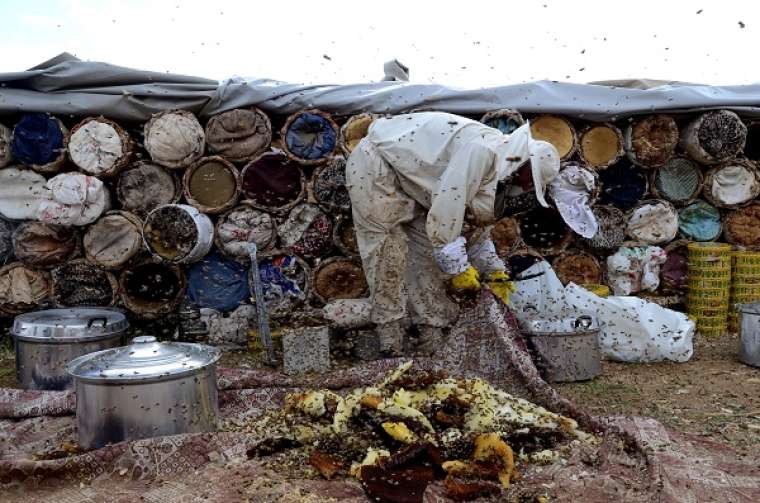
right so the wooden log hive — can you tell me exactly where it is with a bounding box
[580,204,626,254]
[311,156,351,214]
[490,216,522,257]
[277,203,334,261]
[598,159,649,210]
[0,122,12,168]
[517,207,572,256]
[625,199,679,245]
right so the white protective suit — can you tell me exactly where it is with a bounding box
[345,112,560,328]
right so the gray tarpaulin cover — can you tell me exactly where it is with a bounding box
[2,53,760,121]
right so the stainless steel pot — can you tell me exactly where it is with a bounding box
[66,335,221,450]
[520,314,602,382]
[737,302,760,367]
[12,308,128,390]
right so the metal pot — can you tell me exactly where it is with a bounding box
[520,314,602,382]
[737,302,760,367]
[12,308,128,390]
[66,335,221,450]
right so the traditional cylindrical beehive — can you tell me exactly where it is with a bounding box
[312,257,368,304]
[0,262,50,315]
[182,156,241,214]
[186,251,250,312]
[66,116,134,177]
[204,107,272,164]
[490,216,522,257]
[724,203,760,249]
[311,156,351,214]
[116,161,181,217]
[578,123,623,169]
[517,207,572,256]
[480,109,525,135]
[650,156,703,206]
[215,203,276,262]
[0,122,12,168]
[339,113,380,156]
[580,205,626,254]
[529,115,577,161]
[504,248,544,278]
[551,251,602,285]
[744,120,760,161]
[11,222,79,269]
[501,188,541,217]
[660,240,690,294]
[680,110,747,165]
[120,258,187,319]
[248,250,311,318]
[334,216,359,257]
[625,199,679,245]
[51,259,119,308]
[281,109,339,165]
[624,114,679,168]
[702,160,760,209]
[143,110,205,169]
[0,167,48,221]
[0,217,14,264]
[142,204,214,264]
[677,200,722,242]
[687,242,732,337]
[597,159,649,210]
[37,172,109,227]
[11,113,68,173]
[241,151,306,213]
[277,203,334,261]
[83,211,143,269]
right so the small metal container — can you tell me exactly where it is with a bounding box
[737,302,760,367]
[520,314,602,382]
[12,308,128,390]
[66,335,221,450]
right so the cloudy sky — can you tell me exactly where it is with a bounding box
[0,0,756,87]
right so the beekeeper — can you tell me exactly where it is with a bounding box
[346,112,560,357]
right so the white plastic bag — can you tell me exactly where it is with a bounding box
[606,246,666,296]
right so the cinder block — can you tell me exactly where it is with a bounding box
[283,326,330,375]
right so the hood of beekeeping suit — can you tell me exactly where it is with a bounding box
[491,122,560,208]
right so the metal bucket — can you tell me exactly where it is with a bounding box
[143,204,214,264]
[520,314,602,382]
[737,302,760,367]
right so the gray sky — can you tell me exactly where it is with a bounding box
[1,0,757,86]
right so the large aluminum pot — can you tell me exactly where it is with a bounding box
[520,314,602,382]
[737,302,760,367]
[12,308,128,390]
[66,335,221,450]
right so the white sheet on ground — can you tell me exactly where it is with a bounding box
[511,260,694,363]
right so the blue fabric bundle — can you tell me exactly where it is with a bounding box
[284,112,337,161]
[187,251,250,312]
[11,113,65,166]
[678,200,722,241]
[598,160,648,211]
[484,116,522,135]
[258,255,303,302]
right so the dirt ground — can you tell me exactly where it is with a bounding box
[1,332,757,455]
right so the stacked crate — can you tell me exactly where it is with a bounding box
[687,242,732,336]
[728,251,760,332]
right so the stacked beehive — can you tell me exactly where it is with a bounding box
[1,105,760,342]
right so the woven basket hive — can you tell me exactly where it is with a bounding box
[529,115,577,161]
[624,114,679,169]
[650,156,703,206]
[578,123,624,169]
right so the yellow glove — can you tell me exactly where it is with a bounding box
[451,266,481,291]
[487,270,516,305]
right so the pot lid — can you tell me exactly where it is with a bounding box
[519,314,598,335]
[12,308,128,342]
[66,336,220,383]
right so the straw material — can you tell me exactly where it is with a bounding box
[723,203,760,249]
[480,108,525,135]
[205,107,272,164]
[182,156,241,214]
[578,123,623,169]
[651,156,703,206]
[51,259,118,308]
[490,216,522,257]
[680,110,747,165]
[339,113,381,156]
[529,115,577,161]
[702,160,760,209]
[66,116,133,177]
[144,109,205,169]
[312,256,368,304]
[281,109,339,165]
[624,114,679,169]
[552,250,602,285]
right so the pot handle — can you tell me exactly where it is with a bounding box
[87,317,108,329]
[573,315,593,330]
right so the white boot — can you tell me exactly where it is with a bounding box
[377,320,406,357]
